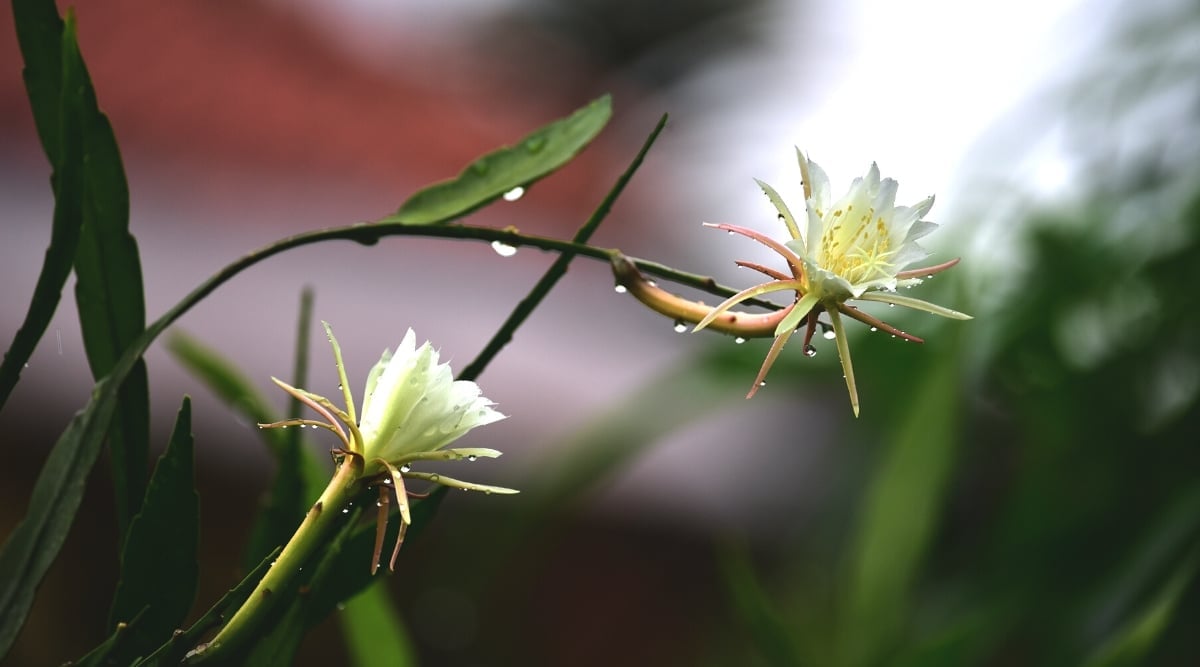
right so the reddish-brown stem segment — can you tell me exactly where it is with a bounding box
[611,254,787,338]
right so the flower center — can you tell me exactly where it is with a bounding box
[818,205,897,286]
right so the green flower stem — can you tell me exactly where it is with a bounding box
[192,455,363,661]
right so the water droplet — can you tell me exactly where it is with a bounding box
[375,500,382,507]
[502,186,525,202]
[467,454,478,462]
[673,321,688,333]
[429,473,441,482]
[727,230,735,236]
[337,383,343,390]
[400,464,411,473]
[759,381,767,387]
[383,478,392,485]
[281,425,288,429]
[491,240,518,257]
[888,303,895,308]
[614,284,628,294]
[734,337,747,345]
[823,330,836,340]
[803,344,817,357]
[341,508,350,514]
[926,275,934,279]
[23,363,29,369]
[869,327,878,332]
[524,136,546,153]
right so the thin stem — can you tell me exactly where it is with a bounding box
[460,113,669,381]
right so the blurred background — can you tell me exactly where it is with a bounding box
[2,0,1199,664]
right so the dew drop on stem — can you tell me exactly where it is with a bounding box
[491,240,518,257]
[803,344,817,357]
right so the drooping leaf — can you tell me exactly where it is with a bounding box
[0,0,83,412]
[385,95,612,225]
[105,397,199,664]
[340,581,417,667]
[0,10,109,657]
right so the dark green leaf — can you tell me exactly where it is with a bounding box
[385,95,612,225]
[339,582,416,667]
[225,488,446,664]
[165,326,330,570]
[0,11,106,657]
[73,610,146,667]
[105,397,199,664]
[133,548,281,667]
[67,13,149,537]
[0,0,83,412]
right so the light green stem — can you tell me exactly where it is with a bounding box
[189,456,363,661]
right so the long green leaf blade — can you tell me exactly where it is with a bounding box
[106,397,200,664]
[840,350,962,667]
[385,95,612,225]
[340,581,417,667]
[67,12,149,537]
[0,0,83,412]
[0,10,101,657]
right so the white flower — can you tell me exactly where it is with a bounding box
[695,149,972,415]
[261,323,514,573]
[358,329,506,462]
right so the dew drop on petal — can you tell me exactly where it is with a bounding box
[803,344,817,357]
[614,284,628,294]
[502,186,525,202]
[734,337,747,345]
[673,321,688,333]
[491,240,518,257]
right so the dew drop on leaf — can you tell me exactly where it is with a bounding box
[502,186,525,202]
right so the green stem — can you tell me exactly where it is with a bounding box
[460,113,669,381]
[190,455,363,661]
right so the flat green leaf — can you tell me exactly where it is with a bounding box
[67,10,149,537]
[132,548,281,667]
[0,0,83,412]
[105,397,199,663]
[165,326,330,571]
[0,11,109,657]
[839,349,962,667]
[340,582,417,667]
[385,95,612,225]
